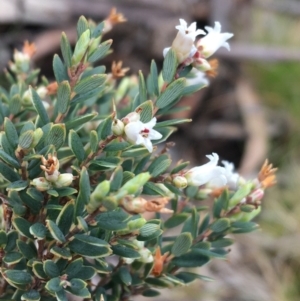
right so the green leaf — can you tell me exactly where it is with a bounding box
[0,161,20,182]
[64,258,83,278]
[182,207,199,239]
[143,289,160,297]
[32,262,47,279]
[92,22,105,38]
[65,112,97,131]
[137,228,163,241]
[138,71,147,104]
[31,88,50,125]
[4,230,18,252]
[9,94,21,115]
[72,29,90,65]
[231,221,259,233]
[198,213,210,235]
[44,260,60,278]
[155,78,186,109]
[118,266,132,286]
[17,240,37,259]
[147,154,171,177]
[171,249,210,267]
[213,189,229,218]
[142,182,166,196]
[50,246,72,260]
[164,213,189,229]
[171,232,193,257]
[152,126,176,145]
[57,81,71,114]
[21,290,41,301]
[111,245,140,258]
[103,141,130,152]
[29,223,47,240]
[74,74,106,95]
[162,48,177,83]
[75,167,90,218]
[170,161,189,174]
[90,130,98,153]
[46,220,66,243]
[121,146,149,158]
[6,180,28,192]
[3,270,32,287]
[135,100,153,123]
[88,40,113,63]
[148,60,159,96]
[4,117,18,149]
[0,231,7,247]
[60,32,72,67]
[68,234,112,258]
[68,130,86,162]
[95,208,129,230]
[0,149,20,169]
[155,118,192,128]
[12,217,33,239]
[110,166,123,191]
[182,82,208,96]
[120,172,151,195]
[46,124,66,150]
[53,54,68,83]
[139,223,160,237]
[56,200,75,235]
[19,190,42,214]
[69,278,86,294]
[77,16,89,38]
[89,157,121,171]
[46,277,63,293]
[98,114,113,140]
[3,252,23,265]
[19,130,34,150]
[210,218,230,233]
[229,183,253,207]
[175,272,213,284]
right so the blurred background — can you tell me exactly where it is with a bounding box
[1,0,300,300]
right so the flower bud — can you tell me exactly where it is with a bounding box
[31,177,51,191]
[22,89,32,106]
[112,119,125,136]
[172,176,188,189]
[37,86,48,99]
[45,169,60,183]
[127,217,147,230]
[122,111,140,125]
[55,173,74,188]
[121,196,147,213]
[139,248,154,263]
[87,180,110,213]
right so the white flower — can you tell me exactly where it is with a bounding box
[222,160,239,189]
[197,22,234,58]
[186,68,209,87]
[175,19,205,41]
[163,18,205,63]
[185,153,227,187]
[124,117,162,152]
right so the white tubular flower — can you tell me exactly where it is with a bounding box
[163,18,205,63]
[124,117,162,153]
[185,153,227,187]
[197,22,234,58]
[222,160,240,189]
[186,68,209,87]
[175,19,205,41]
